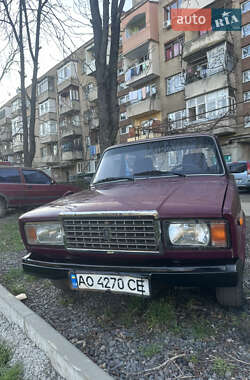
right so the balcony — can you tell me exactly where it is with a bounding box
[185,71,230,99]
[89,118,99,130]
[125,58,160,87]
[40,154,59,164]
[13,142,23,153]
[83,60,96,76]
[183,31,228,60]
[182,0,216,8]
[0,116,11,126]
[88,87,98,102]
[59,100,80,115]
[40,133,58,144]
[57,77,79,93]
[126,96,161,118]
[0,128,12,141]
[121,1,159,56]
[60,124,82,138]
[61,151,83,161]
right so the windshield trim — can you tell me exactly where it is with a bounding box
[92,135,226,184]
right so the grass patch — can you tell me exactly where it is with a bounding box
[0,221,24,252]
[139,343,163,358]
[145,297,179,331]
[189,317,213,339]
[2,268,38,296]
[0,341,23,379]
[212,357,234,377]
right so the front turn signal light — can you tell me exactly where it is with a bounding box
[210,222,227,247]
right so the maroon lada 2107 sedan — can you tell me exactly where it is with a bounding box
[19,134,246,307]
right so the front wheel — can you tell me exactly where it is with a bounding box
[0,198,7,218]
[216,270,244,307]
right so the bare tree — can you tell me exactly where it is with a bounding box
[0,0,75,167]
[89,0,126,153]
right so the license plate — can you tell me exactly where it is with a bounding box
[70,272,150,296]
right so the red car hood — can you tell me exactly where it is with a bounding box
[20,176,228,221]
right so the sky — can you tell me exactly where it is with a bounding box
[0,0,132,107]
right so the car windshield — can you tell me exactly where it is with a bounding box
[93,136,224,184]
[227,162,247,173]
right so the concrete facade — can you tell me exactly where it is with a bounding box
[0,0,250,178]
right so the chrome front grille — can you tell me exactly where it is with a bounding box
[62,215,160,253]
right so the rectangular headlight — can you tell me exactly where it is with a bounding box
[24,222,64,245]
[167,220,228,248]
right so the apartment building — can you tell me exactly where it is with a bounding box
[120,0,162,141]
[0,0,249,179]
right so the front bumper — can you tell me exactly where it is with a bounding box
[22,253,240,287]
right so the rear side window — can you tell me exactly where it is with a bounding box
[228,162,247,173]
[22,170,52,184]
[0,168,21,183]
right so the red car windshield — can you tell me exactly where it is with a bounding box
[93,136,224,184]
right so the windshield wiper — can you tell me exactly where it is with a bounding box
[134,170,186,177]
[94,176,134,184]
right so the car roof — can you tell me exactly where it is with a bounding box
[104,133,218,153]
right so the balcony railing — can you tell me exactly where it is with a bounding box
[59,100,80,115]
[185,64,224,85]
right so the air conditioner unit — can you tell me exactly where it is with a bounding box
[163,19,171,29]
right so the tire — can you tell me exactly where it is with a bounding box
[0,198,7,218]
[216,270,244,307]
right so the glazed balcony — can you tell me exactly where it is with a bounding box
[126,96,161,118]
[88,86,98,102]
[83,60,96,76]
[13,142,23,153]
[183,31,228,60]
[89,117,99,130]
[0,116,11,126]
[40,133,58,144]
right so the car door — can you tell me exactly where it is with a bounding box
[0,167,25,207]
[21,169,61,206]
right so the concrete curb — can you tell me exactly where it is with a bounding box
[0,283,112,380]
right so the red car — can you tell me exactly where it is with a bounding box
[19,134,246,307]
[0,166,81,217]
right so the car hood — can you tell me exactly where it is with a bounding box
[19,176,228,221]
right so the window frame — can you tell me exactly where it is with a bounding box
[164,36,184,61]
[165,73,185,95]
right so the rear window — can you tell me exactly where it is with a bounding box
[0,168,21,183]
[227,162,247,173]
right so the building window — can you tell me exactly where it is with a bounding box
[168,109,186,130]
[244,91,250,102]
[166,73,184,95]
[164,37,184,61]
[40,121,57,137]
[0,109,5,119]
[11,116,23,135]
[37,77,54,95]
[242,24,250,38]
[163,0,182,25]
[39,99,56,116]
[241,1,250,13]
[120,112,127,121]
[11,98,21,113]
[243,70,250,83]
[119,95,129,104]
[186,89,235,123]
[242,45,250,59]
[244,115,250,127]
[120,124,132,135]
[57,61,77,84]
